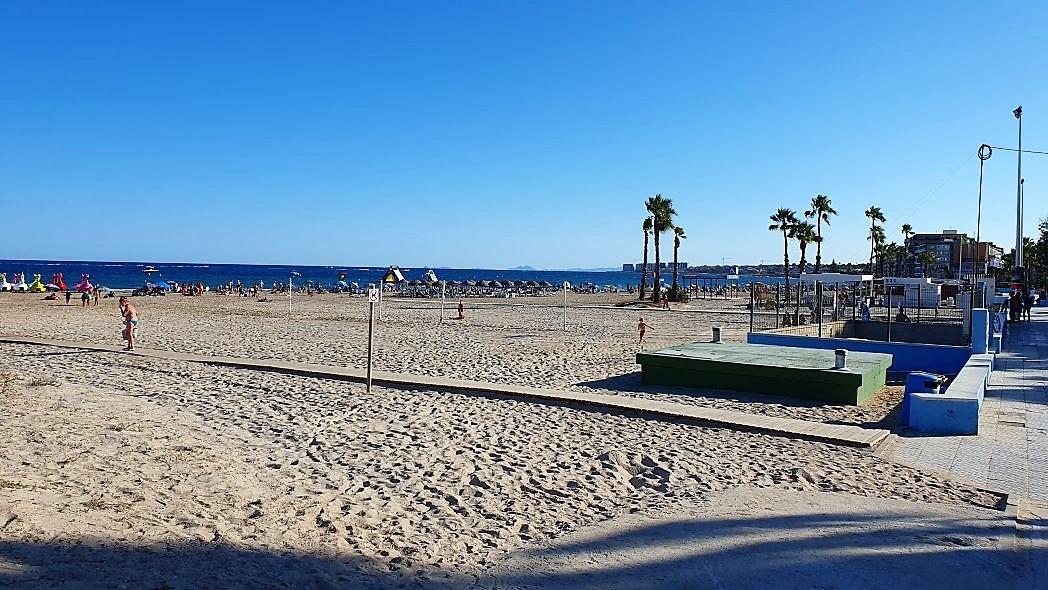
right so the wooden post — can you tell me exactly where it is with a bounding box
[367,300,375,392]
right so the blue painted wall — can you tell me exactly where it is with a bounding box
[746,333,972,376]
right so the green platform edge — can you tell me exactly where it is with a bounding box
[636,343,892,406]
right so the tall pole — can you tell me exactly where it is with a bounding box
[288,274,293,317]
[440,280,446,324]
[1014,106,1024,276]
[562,281,568,331]
[366,299,374,392]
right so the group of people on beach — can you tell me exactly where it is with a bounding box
[43,288,101,306]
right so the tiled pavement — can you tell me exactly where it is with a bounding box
[881,307,1048,501]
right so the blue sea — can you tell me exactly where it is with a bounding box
[0,259,785,290]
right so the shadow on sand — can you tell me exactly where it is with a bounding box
[0,538,455,589]
[480,509,1040,590]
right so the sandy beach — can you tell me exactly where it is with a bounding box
[0,293,1024,587]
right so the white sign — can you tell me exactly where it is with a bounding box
[368,287,379,303]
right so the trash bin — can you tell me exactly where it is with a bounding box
[902,372,945,427]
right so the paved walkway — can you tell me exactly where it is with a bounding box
[881,307,1048,501]
[0,335,888,448]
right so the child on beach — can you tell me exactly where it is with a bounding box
[118,296,138,351]
[638,317,651,345]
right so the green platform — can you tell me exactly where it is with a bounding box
[636,342,892,405]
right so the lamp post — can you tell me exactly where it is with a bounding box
[1013,105,1024,283]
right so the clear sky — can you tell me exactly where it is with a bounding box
[1,1,1045,269]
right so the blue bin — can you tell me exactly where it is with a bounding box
[902,372,944,427]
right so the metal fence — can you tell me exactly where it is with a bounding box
[748,280,976,343]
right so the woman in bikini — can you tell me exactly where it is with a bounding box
[118,296,138,351]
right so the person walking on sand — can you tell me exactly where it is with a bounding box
[118,296,138,351]
[638,317,652,346]
[457,301,465,320]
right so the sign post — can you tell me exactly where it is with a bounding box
[562,281,569,331]
[367,286,378,392]
[440,280,446,324]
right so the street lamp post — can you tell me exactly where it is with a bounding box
[1013,105,1024,283]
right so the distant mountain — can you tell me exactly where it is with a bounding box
[509,265,537,271]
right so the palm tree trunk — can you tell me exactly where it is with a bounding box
[672,241,680,292]
[640,233,649,300]
[814,220,822,274]
[869,227,875,274]
[653,228,662,303]
[796,247,807,324]
[782,230,790,325]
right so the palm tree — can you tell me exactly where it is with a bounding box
[900,225,913,277]
[671,225,686,294]
[646,195,676,303]
[901,223,913,244]
[793,221,817,321]
[868,225,886,276]
[769,208,799,316]
[804,195,837,273]
[864,206,886,275]
[639,217,652,300]
[918,250,937,278]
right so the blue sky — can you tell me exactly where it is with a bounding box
[1,1,1045,268]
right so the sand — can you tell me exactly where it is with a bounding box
[0,292,1026,587]
[0,292,897,426]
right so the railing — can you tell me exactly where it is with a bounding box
[748,280,975,346]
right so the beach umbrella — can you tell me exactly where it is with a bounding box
[526,280,539,288]
[148,281,171,290]
[539,280,552,288]
[514,280,526,288]
[409,279,424,286]
[466,280,477,287]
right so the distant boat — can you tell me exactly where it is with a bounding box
[143,266,160,274]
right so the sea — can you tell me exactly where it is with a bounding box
[0,259,786,290]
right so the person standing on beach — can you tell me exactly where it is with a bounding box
[638,317,652,345]
[457,301,465,320]
[118,296,138,351]
[64,291,71,305]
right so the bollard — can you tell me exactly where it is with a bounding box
[834,349,847,369]
[712,326,722,343]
